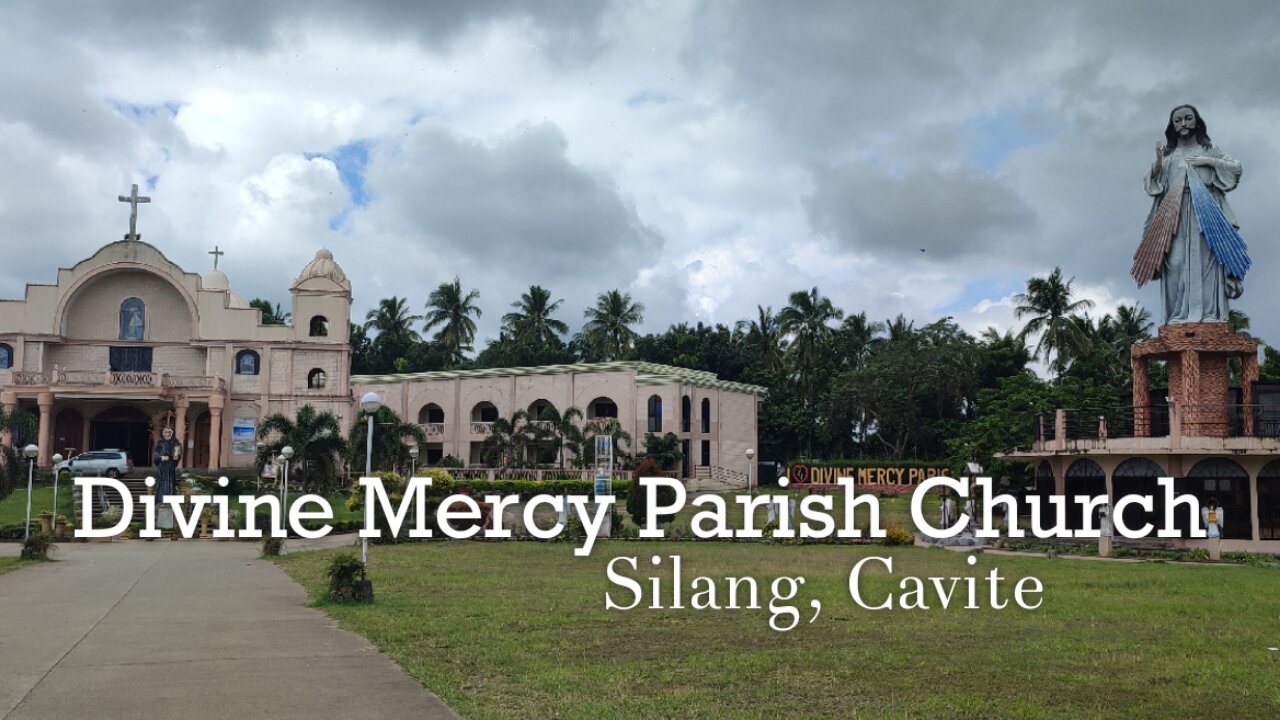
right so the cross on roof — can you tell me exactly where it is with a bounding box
[117,183,151,241]
[209,245,225,270]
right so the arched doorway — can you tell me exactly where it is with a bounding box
[53,408,84,457]
[192,411,212,468]
[1065,459,1106,531]
[90,406,153,466]
[1184,459,1250,540]
[1113,458,1166,537]
[1258,461,1280,540]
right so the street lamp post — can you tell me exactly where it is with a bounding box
[409,446,419,478]
[360,392,382,573]
[50,453,64,528]
[23,444,38,542]
[745,447,755,496]
[281,446,294,534]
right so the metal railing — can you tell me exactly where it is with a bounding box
[1040,404,1280,442]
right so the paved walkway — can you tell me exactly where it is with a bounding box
[0,540,458,719]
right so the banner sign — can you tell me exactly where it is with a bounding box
[787,463,949,486]
[231,417,257,455]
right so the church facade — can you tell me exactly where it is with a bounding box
[0,239,763,480]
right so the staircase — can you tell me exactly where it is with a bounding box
[74,473,153,525]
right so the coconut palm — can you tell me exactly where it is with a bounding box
[255,405,348,494]
[502,285,569,346]
[736,305,786,372]
[1013,267,1095,376]
[424,278,482,365]
[347,406,428,475]
[778,286,844,402]
[579,289,645,361]
[364,296,423,345]
[530,404,585,469]
[481,410,534,468]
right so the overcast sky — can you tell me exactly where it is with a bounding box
[4,1,1280,351]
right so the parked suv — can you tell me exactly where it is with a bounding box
[54,450,134,479]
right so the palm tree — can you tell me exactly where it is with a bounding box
[837,312,884,370]
[481,409,534,468]
[1229,309,1251,337]
[364,296,423,345]
[736,305,786,372]
[778,286,844,402]
[502,285,569,346]
[1013,267,1095,376]
[1113,304,1153,346]
[579,289,645,361]
[256,405,348,494]
[347,406,428,475]
[0,406,39,502]
[424,278,482,366]
[531,405,585,469]
[249,298,291,326]
[580,418,633,469]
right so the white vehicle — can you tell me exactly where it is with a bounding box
[54,450,134,479]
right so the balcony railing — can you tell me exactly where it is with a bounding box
[1035,404,1280,445]
[420,422,446,437]
[3,370,225,392]
[470,421,494,436]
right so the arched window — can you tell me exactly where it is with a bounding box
[700,398,711,433]
[681,396,692,432]
[418,403,445,424]
[1065,459,1106,531]
[647,394,663,433]
[1258,461,1280,540]
[119,298,145,340]
[235,350,260,375]
[0,342,11,369]
[528,399,556,422]
[588,397,618,419]
[307,368,327,389]
[309,315,329,337]
[1186,458,1250,539]
[471,402,499,423]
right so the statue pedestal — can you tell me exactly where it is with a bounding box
[1131,323,1258,437]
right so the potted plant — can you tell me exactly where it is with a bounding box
[98,506,123,542]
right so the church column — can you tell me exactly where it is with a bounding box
[37,392,54,466]
[1242,350,1259,436]
[1131,356,1150,437]
[1,391,15,447]
[208,395,225,471]
[174,396,189,469]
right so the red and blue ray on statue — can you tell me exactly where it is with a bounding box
[1185,166,1251,280]
[1132,166,1250,287]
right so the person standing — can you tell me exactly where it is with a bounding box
[154,426,182,501]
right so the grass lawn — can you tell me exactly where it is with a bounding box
[0,557,40,576]
[0,484,76,527]
[275,541,1280,719]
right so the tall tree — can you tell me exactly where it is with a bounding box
[249,298,290,325]
[1013,267,1095,376]
[364,296,423,345]
[778,286,844,402]
[530,404,584,470]
[0,407,39,502]
[736,305,786,373]
[348,406,427,475]
[502,285,569,346]
[578,289,645,362]
[424,278,482,366]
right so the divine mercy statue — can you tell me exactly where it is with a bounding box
[1131,104,1250,325]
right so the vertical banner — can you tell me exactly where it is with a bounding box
[231,417,257,455]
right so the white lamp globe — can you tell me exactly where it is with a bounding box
[360,392,382,413]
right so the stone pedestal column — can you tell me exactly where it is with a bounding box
[174,397,189,469]
[1131,357,1150,437]
[208,395,225,471]
[0,391,15,448]
[37,393,53,466]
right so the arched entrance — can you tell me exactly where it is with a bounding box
[1258,461,1280,540]
[1113,458,1166,537]
[191,411,212,468]
[90,406,153,466]
[1184,459,1250,540]
[53,408,84,457]
[1065,459,1105,531]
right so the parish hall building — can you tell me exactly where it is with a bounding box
[0,238,763,481]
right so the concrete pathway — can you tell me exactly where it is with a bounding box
[0,540,458,719]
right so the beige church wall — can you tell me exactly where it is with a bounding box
[230,371,262,395]
[718,391,758,478]
[634,385,681,437]
[292,293,350,344]
[514,375,574,417]
[153,346,207,376]
[62,269,195,341]
[459,378,513,421]
[22,342,43,372]
[44,344,107,372]
[405,383,457,425]
[292,349,345,395]
[573,371,634,418]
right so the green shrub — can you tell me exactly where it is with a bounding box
[262,537,284,556]
[626,463,676,527]
[326,552,366,601]
[879,525,915,546]
[21,531,55,560]
[1185,548,1210,561]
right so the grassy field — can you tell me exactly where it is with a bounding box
[275,541,1280,719]
[0,557,39,576]
[0,484,76,526]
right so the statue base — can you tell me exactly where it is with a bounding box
[1131,323,1258,437]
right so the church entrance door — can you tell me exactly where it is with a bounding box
[90,406,153,467]
[192,411,211,468]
